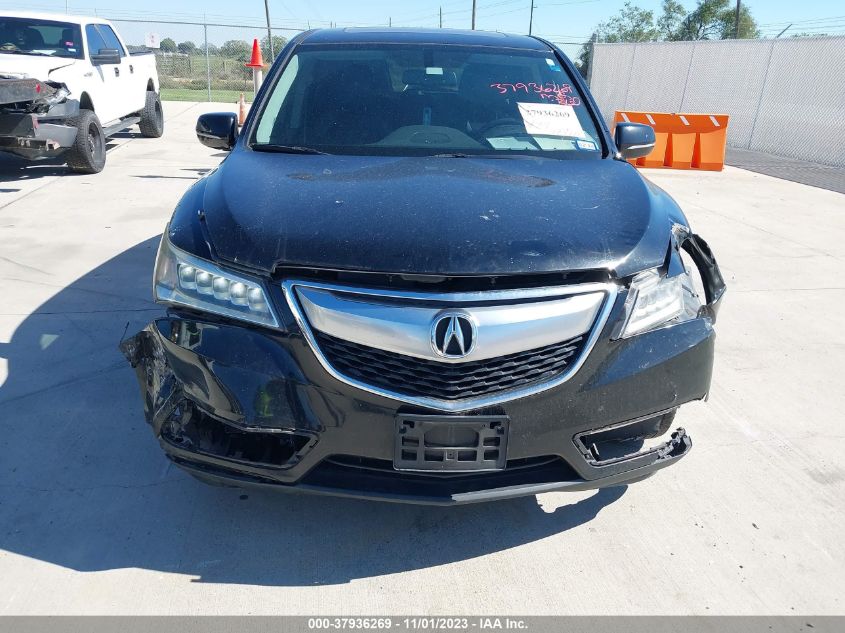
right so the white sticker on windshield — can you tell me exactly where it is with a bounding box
[426,67,443,75]
[517,103,585,139]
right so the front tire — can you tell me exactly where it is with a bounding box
[65,109,106,174]
[139,91,164,138]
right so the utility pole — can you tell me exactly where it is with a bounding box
[204,17,211,102]
[471,0,476,30]
[263,0,274,62]
[389,17,392,27]
[439,6,443,28]
[529,1,535,35]
[734,0,741,39]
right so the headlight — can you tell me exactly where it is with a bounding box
[619,268,700,338]
[153,236,279,328]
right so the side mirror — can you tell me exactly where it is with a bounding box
[614,122,656,160]
[90,48,121,66]
[196,112,238,151]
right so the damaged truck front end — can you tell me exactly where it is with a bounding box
[0,77,78,159]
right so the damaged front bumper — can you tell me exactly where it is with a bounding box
[0,79,79,159]
[120,270,719,505]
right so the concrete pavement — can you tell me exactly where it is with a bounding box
[0,103,843,615]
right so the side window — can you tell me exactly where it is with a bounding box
[96,25,126,56]
[85,24,107,56]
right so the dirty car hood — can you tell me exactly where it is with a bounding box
[199,151,673,277]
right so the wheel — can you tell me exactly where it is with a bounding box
[138,91,164,138]
[65,109,106,174]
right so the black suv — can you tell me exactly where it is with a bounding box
[122,28,725,504]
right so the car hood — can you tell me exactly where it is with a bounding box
[0,54,77,81]
[199,151,678,278]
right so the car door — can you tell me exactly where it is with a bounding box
[95,24,144,115]
[83,23,123,124]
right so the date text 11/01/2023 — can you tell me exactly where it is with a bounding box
[307,617,529,630]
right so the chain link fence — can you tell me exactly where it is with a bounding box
[588,37,845,167]
[112,19,303,104]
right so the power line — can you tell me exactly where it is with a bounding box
[758,14,845,27]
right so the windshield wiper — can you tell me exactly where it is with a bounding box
[253,144,328,155]
[432,152,541,160]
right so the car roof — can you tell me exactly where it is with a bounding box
[300,27,551,51]
[0,10,111,26]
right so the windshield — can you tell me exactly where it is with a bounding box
[253,44,603,158]
[0,17,84,59]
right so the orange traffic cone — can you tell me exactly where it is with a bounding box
[238,92,246,125]
[245,39,264,69]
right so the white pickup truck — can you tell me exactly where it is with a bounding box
[0,11,163,173]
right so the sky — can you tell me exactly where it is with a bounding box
[4,0,844,56]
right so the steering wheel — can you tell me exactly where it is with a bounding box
[474,117,525,136]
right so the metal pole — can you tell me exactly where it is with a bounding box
[471,0,476,30]
[586,33,596,87]
[264,0,274,62]
[439,6,442,28]
[529,1,535,35]
[776,24,792,38]
[734,0,741,38]
[204,20,211,102]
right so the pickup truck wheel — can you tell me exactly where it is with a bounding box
[65,109,106,174]
[138,91,164,138]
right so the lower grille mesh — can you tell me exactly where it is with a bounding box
[314,331,586,401]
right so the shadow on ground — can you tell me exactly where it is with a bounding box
[0,237,626,586]
[0,140,127,182]
[0,153,69,181]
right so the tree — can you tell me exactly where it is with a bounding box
[575,2,659,77]
[594,2,659,43]
[657,0,687,40]
[575,0,759,78]
[260,35,287,61]
[668,0,759,40]
[160,37,176,53]
[177,41,197,55]
[220,39,251,61]
[575,2,657,78]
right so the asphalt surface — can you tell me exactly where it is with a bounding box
[726,147,845,195]
[0,102,843,615]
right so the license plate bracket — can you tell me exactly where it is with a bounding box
[394,414,510,472]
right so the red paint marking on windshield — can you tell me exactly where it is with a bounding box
[489,82,581,105]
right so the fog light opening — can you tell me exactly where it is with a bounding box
[576,409,678,464]
[162,402,313,468]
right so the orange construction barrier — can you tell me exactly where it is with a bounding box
[613,111,729,171]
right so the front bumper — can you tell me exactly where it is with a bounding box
[0,99,79,159]
[121,284,715,504]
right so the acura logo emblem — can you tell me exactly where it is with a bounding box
[431,313,476,359]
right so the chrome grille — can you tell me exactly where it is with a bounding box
[283,279,616,411]
[315,331,585,401]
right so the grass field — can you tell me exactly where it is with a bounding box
[157,53,257,104]
[161,87,255,103]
